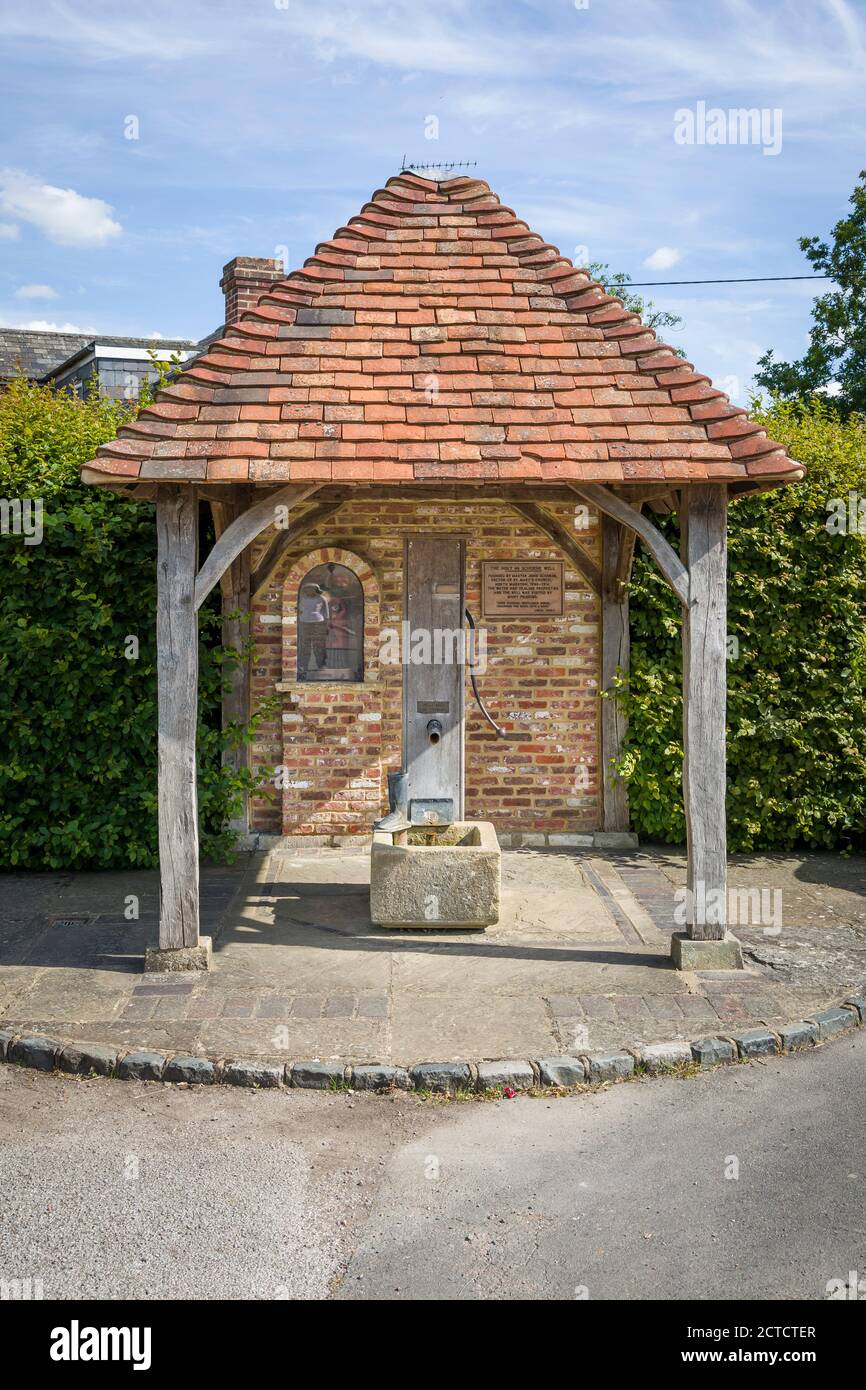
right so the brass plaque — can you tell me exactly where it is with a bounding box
[482,560,564,618]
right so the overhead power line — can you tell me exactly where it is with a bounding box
[606,274,832,287]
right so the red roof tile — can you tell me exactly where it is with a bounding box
[83,172,803,489]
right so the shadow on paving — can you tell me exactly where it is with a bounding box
[1,848,864,1062]
[213,888,674,971]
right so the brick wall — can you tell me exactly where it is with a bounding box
[248,496,601,837]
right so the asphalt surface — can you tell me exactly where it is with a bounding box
[0,1032,864,1301]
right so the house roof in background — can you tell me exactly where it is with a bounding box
[83,171,803,491]
[0,328,91,381]
[0,329,199,384]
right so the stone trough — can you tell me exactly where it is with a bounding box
[370,821,501,929]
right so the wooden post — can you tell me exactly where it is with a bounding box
[681,484,728,943]
[601,515,631,832]
[215,491,251,836]
[150,485,205,966]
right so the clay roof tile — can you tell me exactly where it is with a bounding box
[84,171,803,490]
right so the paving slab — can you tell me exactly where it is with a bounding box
[1,846,864,1068]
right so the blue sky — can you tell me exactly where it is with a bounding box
[1,0,864,398]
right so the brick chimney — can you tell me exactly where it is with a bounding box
[220,256,284,326]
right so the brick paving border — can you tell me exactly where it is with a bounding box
[0,994,863,1096]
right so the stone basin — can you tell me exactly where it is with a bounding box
[370,821,501,929]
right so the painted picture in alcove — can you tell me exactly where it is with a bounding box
[296,561,364,682]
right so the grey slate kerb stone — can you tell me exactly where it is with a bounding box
[809,1007,858,1041]
[476,1060,535,1092]
[778,1021,819,1052]
[585,1051,635,1083]
[409,1061,472,1094]
[57,1043,119,1077]
[351,1064,411,1092]
[117,1051,167,1082]
[223,1059,284,1088]
[164,1055,217,1085]
[843,995,866,1023]
[9,1035,58,1071]
[639,1040,693,1073]
[537,1056,587,1087]
[290,1060,347,1089]
[691,1037,736,1067]
[730,1028,779,1058]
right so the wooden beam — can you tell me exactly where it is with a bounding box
[681,484,728,939]
[208,499,235,600]
[569,483,689,605]
[250,500,346,598]
[601,515,632,832]
[156,487,200,949]
[509,501,601,594]
[211,491,252,834]
[304,484,585,505]
[614,518,637,593]
[193,483,318,610]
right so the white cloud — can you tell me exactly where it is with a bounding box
[1,319,97,333]
[0,169,121,247]
[0,5,219,62]
[0,222,19,240]
[15,284,58,300]
[643,246,682,271]
[275,0,538,77]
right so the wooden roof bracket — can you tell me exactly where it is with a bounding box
[510,500,602,595]
[569,483,689,606]
[193,483,319,610]
[250,499,346,599]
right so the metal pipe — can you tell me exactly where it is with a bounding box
[464,608,509,739]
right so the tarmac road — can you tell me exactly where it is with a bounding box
[0,1032,863,1301]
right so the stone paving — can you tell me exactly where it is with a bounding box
[1,845,865,1065]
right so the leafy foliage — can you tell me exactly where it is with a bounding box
[617,399,866,850]
[0,375,263,869]
[756,170,866,416]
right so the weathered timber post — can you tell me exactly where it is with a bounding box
[672,482,742,969]
[217,490,252,836]
[601,514,631,833]
[146,485,211,972]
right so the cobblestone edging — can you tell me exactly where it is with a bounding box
[0,997,863,1095]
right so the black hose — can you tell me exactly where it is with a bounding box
[464,608,509,739]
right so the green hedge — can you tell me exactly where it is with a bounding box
[617,399,866,851]
[2,378,863,866]
[0,376,250,869]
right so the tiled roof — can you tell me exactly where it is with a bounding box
[0,329,198,383]
[0,329,92,381]
[83,171,803,489]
